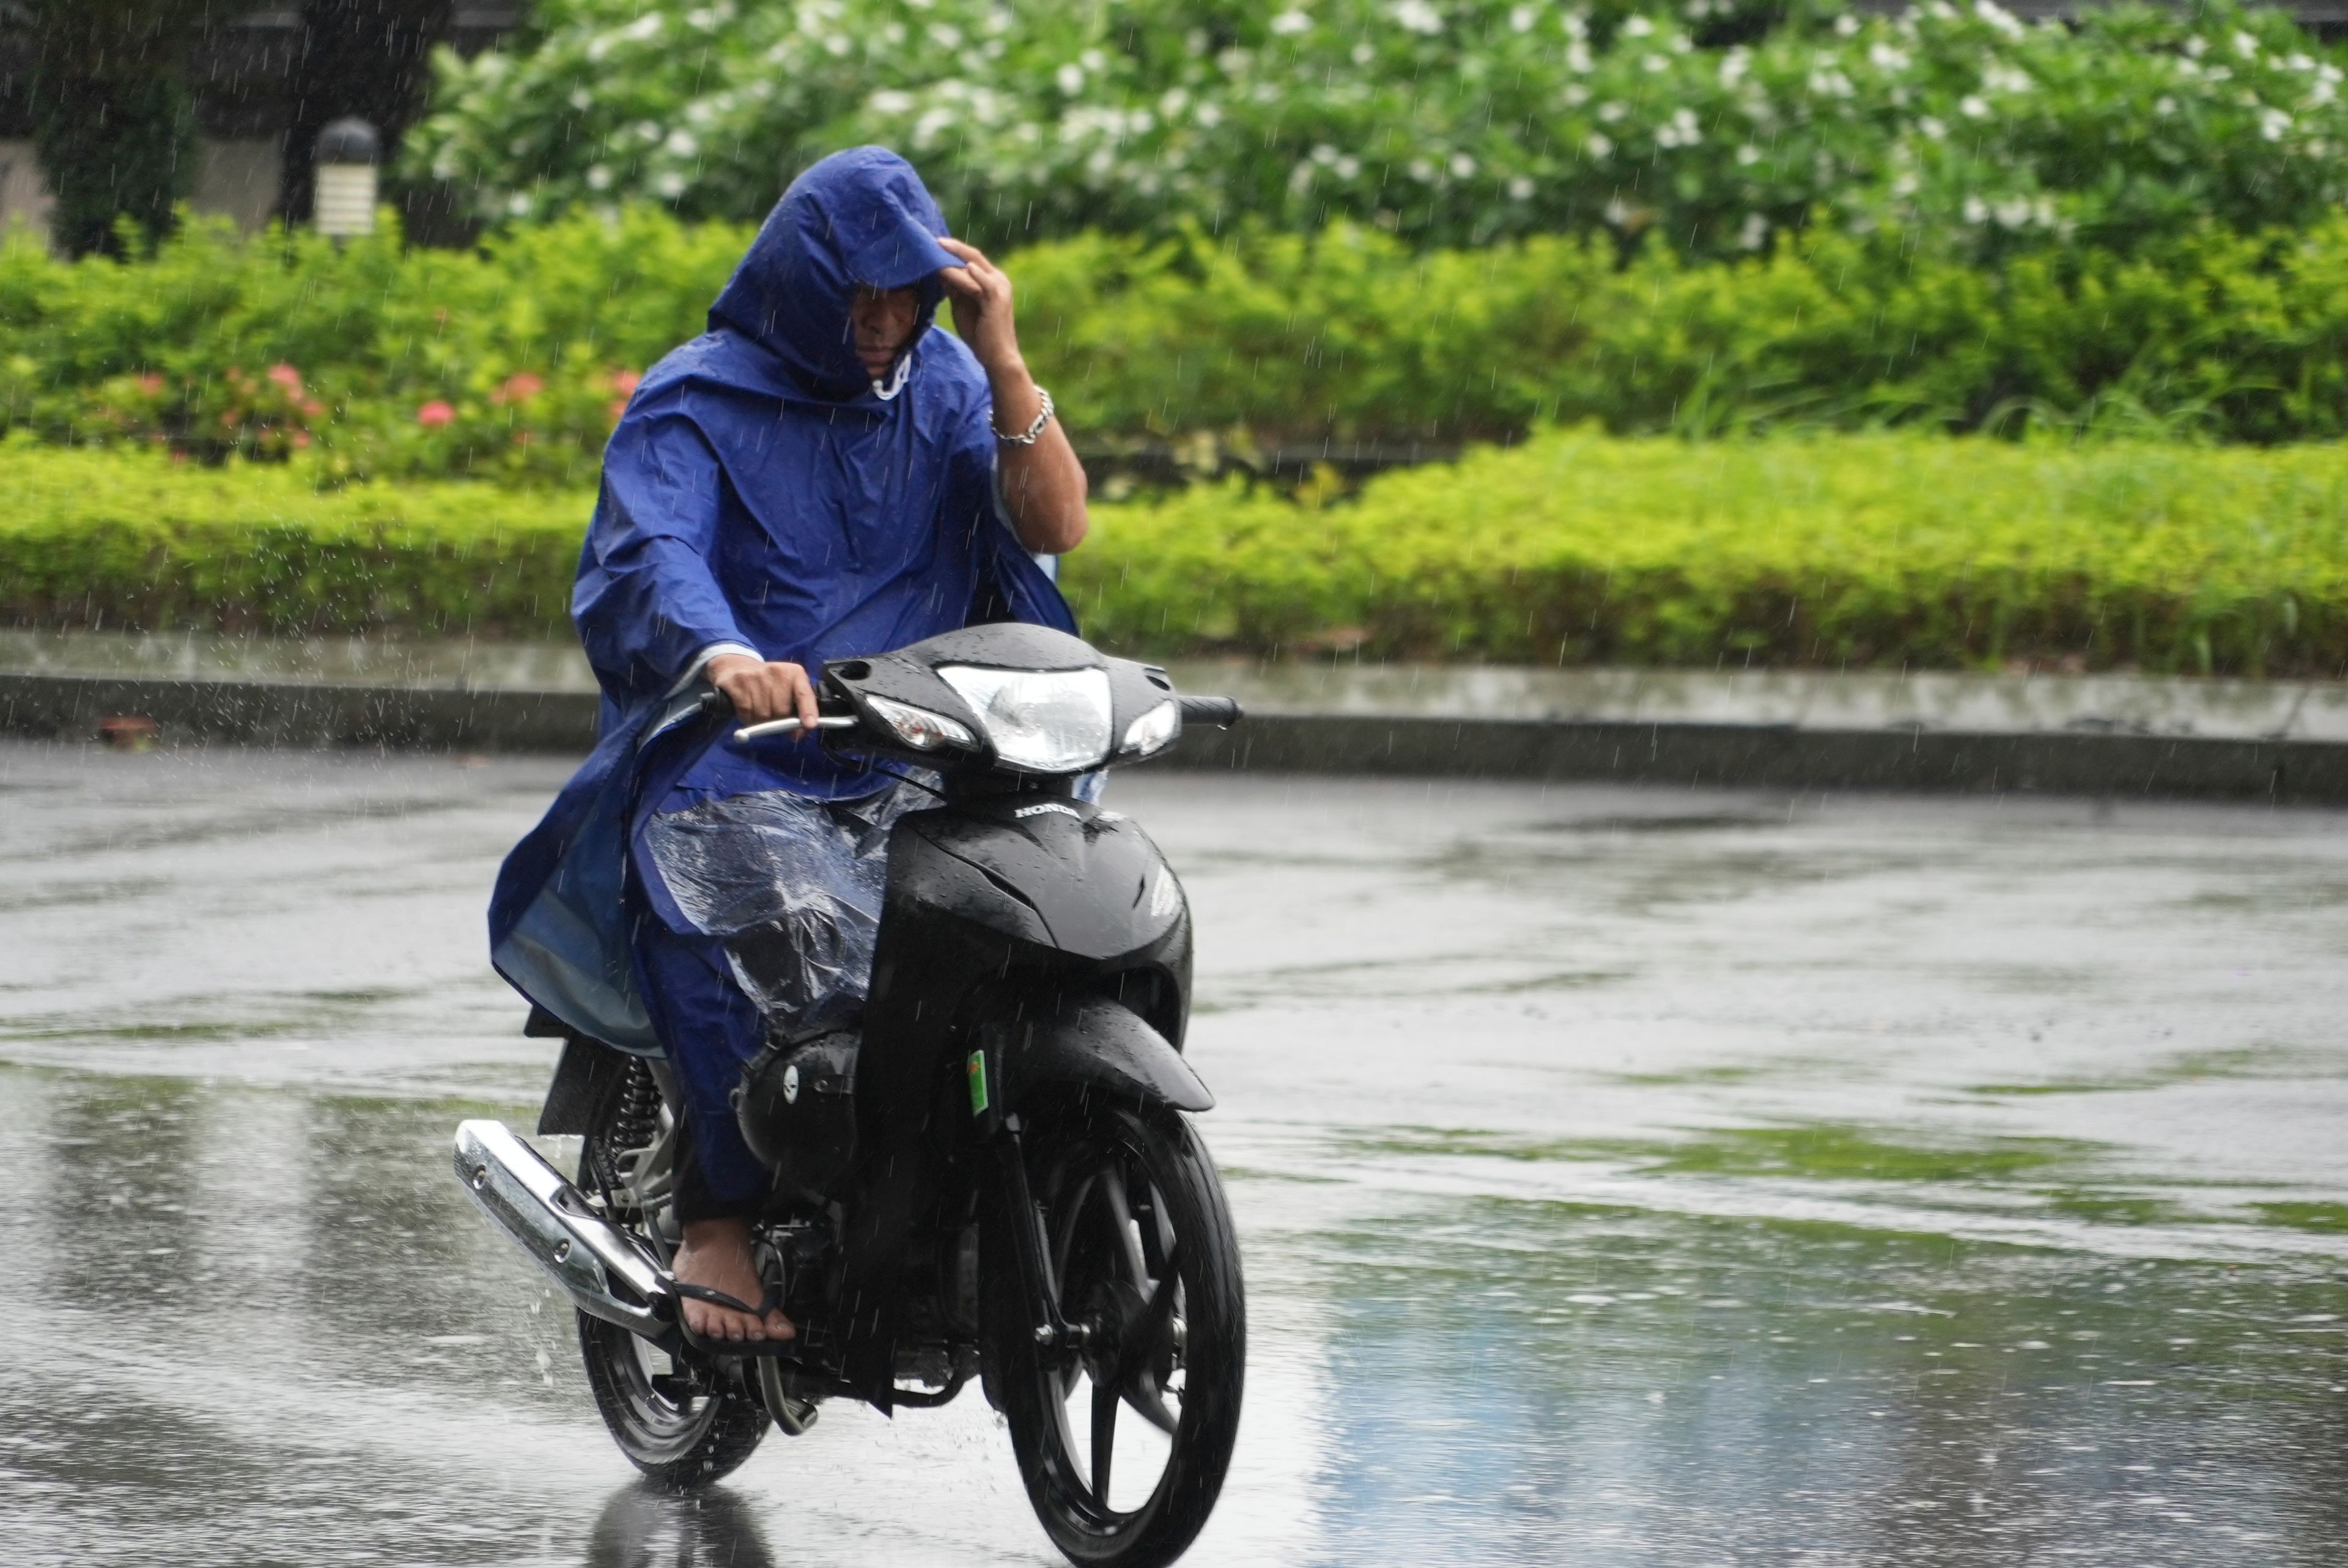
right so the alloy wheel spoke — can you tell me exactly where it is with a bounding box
[1090,1377,1120,1504]
[1120,1369,1178,1435]
[1099,1165,1153,1290]
[1107,1243,1184,1393]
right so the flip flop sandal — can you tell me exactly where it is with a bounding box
[671,1279,801,1358]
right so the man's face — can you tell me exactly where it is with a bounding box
[850,284,921,380]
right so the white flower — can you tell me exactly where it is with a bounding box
[1195,102,1223,128]
[871,89,914,115]
[619,12,662,41]
[1833,13,1858,35]
[1981,64,2031,94]
[653,172,686,199]
[1449,152,1477,177]
[1598,100,1627,122]
[1735,142,1762,164]
[1992,196,2032,227]
[1973,0,2025,40]
[1566,42,1592,72]
[1509,4,1535,32]
[1586,132,1614,158]
[1407,156,1436,181]
[1508,175,1535,199]
[1353,42,1375,64]
[1643,53,1669,73]
[1336,155,1361,178]
[927,22,962,47]
[1392,0,1444,34]
[1869,43,1910,72]
[585,165,612,191]
[1959,94,1990,119]
[663,129,698,157]
[1918,114,1947,139]
[1271,9,1312,34]
[1056,62,1086,94]
[2260,106,2293,141]
[2154,95,2176,116]
[1656,107,1702,147]
[1962,194,1988,223]
[1563,83,1589,106]
[2234,30,2260,60]
[1622,15,1653,36]
[1738,212,1769,249]
[1719,48,1750,87]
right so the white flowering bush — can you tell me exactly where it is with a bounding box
[407,0,2348,259]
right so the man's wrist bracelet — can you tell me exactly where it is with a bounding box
[992,385,1054,446]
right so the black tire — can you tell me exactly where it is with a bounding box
[986,1104,1246,1568]
[574,1054,768,1489]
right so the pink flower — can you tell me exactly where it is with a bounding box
[292,431,312,449]
[496,372,544,404]
[416,400,456,428]
[611,369,641,396]
[135,373,164,396]
[267,363,303,393]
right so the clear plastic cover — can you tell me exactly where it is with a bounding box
[643,781,932,1029]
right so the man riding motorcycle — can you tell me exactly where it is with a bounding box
[487,147,1089,1349]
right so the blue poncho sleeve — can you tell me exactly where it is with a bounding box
[573,399,756,705]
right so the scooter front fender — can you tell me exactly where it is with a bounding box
[983,996,1213,1114]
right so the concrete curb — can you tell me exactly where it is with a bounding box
[6,671,2342,802]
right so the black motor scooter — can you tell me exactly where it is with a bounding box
[454,622,1244,1568]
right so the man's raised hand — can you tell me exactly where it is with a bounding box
[937,237,1022,378]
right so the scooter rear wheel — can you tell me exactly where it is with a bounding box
[574,1056,768,1489]
[987,1104,1246,1567]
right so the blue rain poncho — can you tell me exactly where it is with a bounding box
[487,148,1076,1051]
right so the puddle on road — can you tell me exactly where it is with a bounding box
[4,748,2347,1566]
[2,1066,2342,1568]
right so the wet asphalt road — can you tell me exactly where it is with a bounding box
[1,740,2344,1567]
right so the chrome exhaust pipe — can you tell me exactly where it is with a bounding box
[453,1119,674,1339]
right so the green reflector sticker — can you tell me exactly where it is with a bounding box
[967,1049,989,1116]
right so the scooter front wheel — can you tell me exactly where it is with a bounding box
[986,1104,1246,1568]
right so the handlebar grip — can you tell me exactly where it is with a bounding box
[696,688,734,717]
[1178,695,1244,729]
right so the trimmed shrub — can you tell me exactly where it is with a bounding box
[9,435,2348,677]
[21,212,2348,473]
[0,443,586,635]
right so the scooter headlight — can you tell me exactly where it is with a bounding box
[937,666,1113,773]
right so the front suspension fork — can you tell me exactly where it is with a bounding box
[991,1115,1089,1351]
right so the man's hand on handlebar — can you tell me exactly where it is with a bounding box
[707,654,821,734]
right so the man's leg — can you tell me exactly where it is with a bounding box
[634,920,794,1343]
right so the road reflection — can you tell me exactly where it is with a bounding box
[584,1483,777,1568]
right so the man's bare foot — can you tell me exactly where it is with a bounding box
[673,1217,795,1343]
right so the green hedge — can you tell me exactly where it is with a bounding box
[20,211,2348,479]
[0,445,588,634]
[9,435,2348,676]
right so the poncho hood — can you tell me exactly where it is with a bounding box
[708,146,962,402]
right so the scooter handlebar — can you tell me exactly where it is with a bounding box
[1178,695,1244,729]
